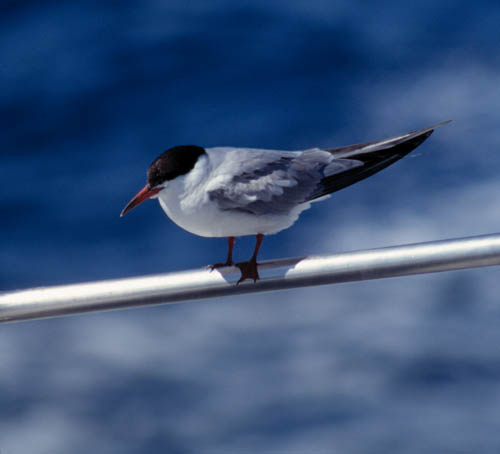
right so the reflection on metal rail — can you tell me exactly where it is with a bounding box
[2,233,500,324]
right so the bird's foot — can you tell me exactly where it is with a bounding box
[236,260,260,284]
[208,260,234,271]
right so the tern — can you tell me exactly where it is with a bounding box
[121,120,450,283]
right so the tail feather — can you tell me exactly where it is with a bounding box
[308,121,450,201]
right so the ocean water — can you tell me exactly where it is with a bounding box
[2,1,500,452]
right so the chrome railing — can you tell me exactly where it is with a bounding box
[2,233,500,323]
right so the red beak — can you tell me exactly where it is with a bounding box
[120,185,162,217]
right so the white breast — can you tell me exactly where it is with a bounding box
[155,150,311,238]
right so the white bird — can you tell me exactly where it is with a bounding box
[121,121,450,283]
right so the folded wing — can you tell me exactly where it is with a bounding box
[206,149,360,215]
[206,121,449,215]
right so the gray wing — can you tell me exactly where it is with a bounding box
[206,149,363,216]
[206,121,450,215]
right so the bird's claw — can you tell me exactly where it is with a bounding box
[208,261,234,271]
[236,260,260,284]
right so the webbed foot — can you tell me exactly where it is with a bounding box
[235,260,260,284]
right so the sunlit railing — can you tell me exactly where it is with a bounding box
[2,233,500,324]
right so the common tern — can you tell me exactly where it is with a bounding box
[121,120,450,283]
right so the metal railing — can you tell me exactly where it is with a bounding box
[2,233,500,324]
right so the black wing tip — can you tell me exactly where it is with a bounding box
[326,120,452,156]
[406,119,452,144]
[432,119,452,128]
[416,119,452,136]
[310,120,451,201]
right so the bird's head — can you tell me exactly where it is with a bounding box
[120,145,206,217]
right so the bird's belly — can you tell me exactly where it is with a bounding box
[157,196,306,238]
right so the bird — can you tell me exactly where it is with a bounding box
[121,120,450,283]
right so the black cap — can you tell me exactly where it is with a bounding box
[147,145,206,188]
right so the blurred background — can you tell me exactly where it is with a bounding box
[2,0,500,452]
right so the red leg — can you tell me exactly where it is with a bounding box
[209,237,235,270]
[251,233,264,262]
[236,234,264,284]
[226,236,235,265]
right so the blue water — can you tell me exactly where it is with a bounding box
[2,1,500,452]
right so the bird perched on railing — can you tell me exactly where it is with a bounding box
[121,120,450,283]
